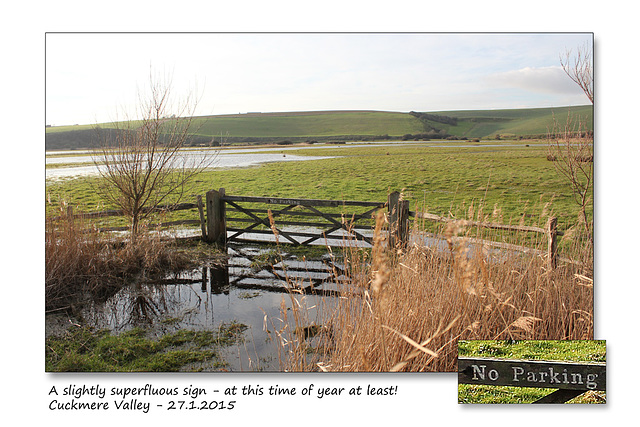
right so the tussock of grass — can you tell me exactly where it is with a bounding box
[45,323,247,372]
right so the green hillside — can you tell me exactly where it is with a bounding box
[431,105,593,138]
[45,106,593,150]
[192,110,425,138]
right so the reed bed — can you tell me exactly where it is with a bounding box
[270,202,593,373]
[45,203,193,313]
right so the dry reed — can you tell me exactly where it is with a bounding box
[272,201,593,372]
[45,202,192,313]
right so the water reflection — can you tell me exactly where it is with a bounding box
[79,244,346,371]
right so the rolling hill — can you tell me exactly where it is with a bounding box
[45,105,593,150]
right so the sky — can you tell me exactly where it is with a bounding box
[45,32,593,126]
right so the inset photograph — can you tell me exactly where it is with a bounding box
[458,340,606,404]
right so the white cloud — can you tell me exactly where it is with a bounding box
[45,34,594,125]
[485,66,583,96]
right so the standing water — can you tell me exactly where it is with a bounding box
[69,244,345,371]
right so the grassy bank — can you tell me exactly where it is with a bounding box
[45,212,241,372]
[45,323,247,372]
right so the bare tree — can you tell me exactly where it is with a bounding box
[548,44,594,249]
[560,44,593,104]
[92,72,216,242]
[547,113,593,246]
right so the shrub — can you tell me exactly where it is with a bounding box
[45,205,192,313]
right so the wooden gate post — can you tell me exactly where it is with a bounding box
[388,191,399,248]
[388,192,409,249]
[546,216,558,269]
[400,200,410,246]
[197,195,207,241]
[206,188,226,248]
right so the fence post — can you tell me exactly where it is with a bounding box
[399,199,409,247]
[66,205,74,232]
[388,192,409,249]
[388,192,399,248]
[197,195,207,241]
[206,188,226,248]
[546,216,558,269]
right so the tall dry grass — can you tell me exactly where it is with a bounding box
[271,202,593,372]
[45,203,192,313]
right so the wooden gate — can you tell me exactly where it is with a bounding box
[203,188,401,248]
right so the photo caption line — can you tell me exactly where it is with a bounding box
[47,382,399,413]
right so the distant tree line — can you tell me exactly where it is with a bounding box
[402,130,448,140]
[546,130,593,139]
[46,131,415,150]
[48,129,560,151]
[46,128,218,150]
[46,128,110,150]
[409,111,458,126]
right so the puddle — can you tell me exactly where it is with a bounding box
[55,244,345,372]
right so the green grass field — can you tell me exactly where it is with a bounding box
[46,142,591,239]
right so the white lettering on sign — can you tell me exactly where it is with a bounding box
[471,364,485,380]
[510,367,598,390]
[470,364,599,390]
[471,365,499,381]
[268,199,301,205]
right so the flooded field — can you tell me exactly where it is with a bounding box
[46,243,346,372]
[45,141,543,179]
[45,147,337,180]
